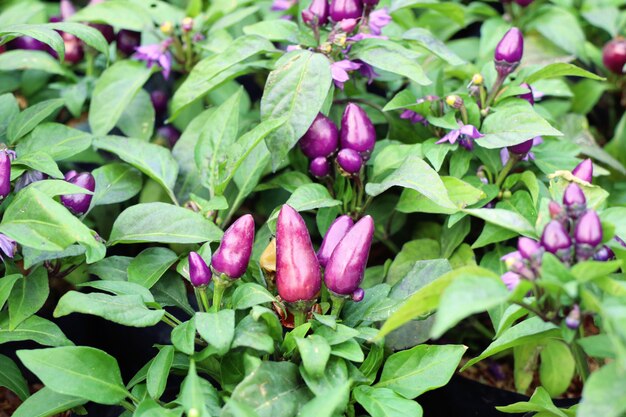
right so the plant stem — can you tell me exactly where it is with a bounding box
[495,154,520,189]
[212,282,227,312]
[572,339,590,384]
[293,309,307,327]
[164,311,183,326]
[485,73,506,109]
[330,295,346,317]
[512,301,556,324]
[121,400,136,413]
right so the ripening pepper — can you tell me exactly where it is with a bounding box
[60,172,95,215]
[329,0,363,21]
[575,210,603,253]
[541,220,571,255]
[0,151,11,201]
[563,183,586,218]
[602,38,626,74]
[565,305,581,330]
[211,214,255,279]
[494,27,524,77]
[299,113,339,158]
[336,148,363,175]
[317,215,354,268]
[309,157,331,177]
[572,159,593,183]
[302,0,330,26]
[517,237,541,260]
[189,251,211,287]
[340,103,376,159]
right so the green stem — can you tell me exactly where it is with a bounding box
[212,282,227,312]
[121,400,136,413]
[485,73,506,109]
[330,295,346,318]
[161,315,177,328]
[460,105,469,125]
[495,153,520,189]
[293,310,307,328]
[572,339,590,383]
[183,31,193,72]
[164,311,183,326]
[194,287,210,312]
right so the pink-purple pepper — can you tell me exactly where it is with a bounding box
[317,215,354,267]
[574,210,603,260]
[337,148,363,174]
[302,0,330,26]
[329,0,363,21]
[0,150,11,201]
[602,38,626,74]
[541,220,572,255]
[299,113,339,159]
[189,251,211,287]
[60,172,95,215]
[494,27,523,77]
[211,214,255,279]
[572,158,593,183]
[310,157,331,177]
[340,103,376,160]
[563,183,586,218]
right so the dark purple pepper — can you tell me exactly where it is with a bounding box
[575,210,602,247]
[329,0,363,21]
[340,103,376,159]
[302,0,329,26]
[517,237,541,260]
[62,33,84,64]
[14,170,46,193]
[572,159,593,183]
[507,139,533,155]
[593,245,615,262]
[60,172,95,215]
[49,15,63,23]
[116,30,141,56]
[324,215,374,299]
[549,201,563,219]
[90,23,115,44]
[565,305,580,330]
[602,38,626,74]
[494,27,524,76]
[7,36,48,51]
[337,148,363,174]
[299,113,339,158]
[189,251,211,287]
[276,205,322,303]
[563,183,586,218]
[150,90,169,116]
[362,0,379,4]
[541,220,572,254]
[0,151,11,200]
[211,214,255,279]
[514,0,534,6]
[518,83,534,105]
[157,125,181,148]
[309,157,331,177]
[317,215,354,267]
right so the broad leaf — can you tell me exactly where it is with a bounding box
[7,98,64,144]
[354,386,423,417]
[128,247,179,289]
[0,354,29,400]
[12,387,86,417]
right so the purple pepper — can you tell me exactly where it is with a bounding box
[501,271,521,291]
[64,170,78,181]
[116,30,141,56]
[507,139,533,156]
[211,214,255,279]
[324,215,374,301]
[0,151,11,201]
[494,27,524,76]
[60,0,76,19]
[565,305,580,330]
[317,215,354,267]
[299,113,339,158]
[575,210,603,248]
[593,245,615,262]
[189,251,211,287]
[14,170,46,193]
[602,38,626,74]
[563,183,586,218]
[517,237,541,260]
[7,36,48,51]
[337,148,363,174]
[518,83,534,105]
[541,220,572,254]
[329,0,363,21]
[276,205,322,303]
[340,103,376,159]
[302,0,330,26]
[62,33,84,64]
[309,157,331,177]
[60,172,95,215]
[90,23,115,44]
[157,125,181,148]
[514,0,534,6]
[150,90,169,116]
[572,159,593,183]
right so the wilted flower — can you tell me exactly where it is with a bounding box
[436,121,484,151]
[0,234,16,262]
[331,59,361,89]
[368,8,391,35]
[134,39,173,79]
[271,0,297,11]
[400,109,427,125]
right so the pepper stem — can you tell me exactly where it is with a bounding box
[485,73,506,109]
[194,287,210,312]
[293,310,307,328]
[211,281,227,312]
[495,153,521,189]
[330,294,346,318]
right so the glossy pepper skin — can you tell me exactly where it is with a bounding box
[299,113,339,158]
[494,27,524,76]
[189,252,211,287]
[340,103,376,159]
[116,30,141,55]
[60,172,95,215]
[211,214,255,279]
[572,159,593,183]
[575,210,603,248]
[329,0,363,21]
[0,151,11,201]
[276,205,322,303]
[508,139,533,155]
[324,215,374,300]
[7,36,48,51]
[541,220,571,254]
[602,38,626,74]
[309,157,331,177]
[337,148,363,174]
[302,0,330,26]
[317,215,354,267]
[518,237,541,260]
[563,183,586,218]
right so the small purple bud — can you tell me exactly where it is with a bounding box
[299,113,339,158]
[518,83,534,105]
[565,305,580,330]
[501,271,521,291]
[603,38,626,74]
[189,251,211,287]
[116,30,141,56]
[518,237,541,260]
[309,157,331,177]
[150,90,169,116]
[340,103,376,159]
[211,214,255,279]
[324,215,374,297]
[337,148,363,175]
[575,210,603,247]
[541,220,572,254]
[317,215,354,267]
[563,183,586,218]
[156,125,181,148]
[276,205,322,303]
[507,139,533,155]
[303,0,329,26]
[514,0,534,6]
[549,201,563,219]
[7,36,48,52]
[494,27,524,76]
[351,287,364,302]
[0,151,11,200]
[60,172,95,215]
[339,18,358,33]
[329,0,363,21]
[572,159,593,183]
[362,0,379,5]
[593,245,615,262]
[181,17,194,32]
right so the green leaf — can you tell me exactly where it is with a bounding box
[12,387,86,417]
[0,93,19,141]
[298,380,350,417]
[296,335,331,377]
[0,354,29,400]
[462,317,559,370]
[539,340,575,398]
[0,313,73,347]
[91,163,142,206]
[8,268,49,329]
[244,20,302,43]
[0,25,65,61]
[354,386,423,417]
[17,346,129,405]
[134,398,180,417]
[54,291,165,327]
[172,35,275,117]
[231,283,276,310]
[397,176,484,214]
[431,272,509,338]
[403,28,465,65]
[171,317,196,355]
[89,60,152,135]
[69,0,152,31]
[578,362,626,417]
[351,38,431,85]
[116,89,155,141]
[331,338,364,362]
[463,208,538,238]
[108,202,223,245]
[7,98,64,144]
[390,0,465,25]
[151,272,194,316]
[0,274,20,311]
[375,344,466,399]
[47,22,109,60]
[496,386,569,417]
[78,280,154,303]
[13,151,64,179]
[267,183,341,228]
[128,247,179,289]
[0,50,67,75]
[87,256,132,281]
[147,346,174,400]
[261,50,332,169]
[93,136,178,201]
[232,315,275,353]
[528,6,586,59]
[16,123,92,161]
[223,362,312,417]
[525,63,604,84]
[180,360,211,417]
[196,310,235,355]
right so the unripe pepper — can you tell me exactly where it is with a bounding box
[299,113,339,158]
[189,251,211,287]
[211,214,255,279]
[317,215,354,267]
[572,158,593,183]
[60,172,95,215]
[494,27,524,76]
[340,103,376,159]
[329,0,363,21]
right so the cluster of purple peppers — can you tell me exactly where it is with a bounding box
[301,0,381,25]
[300,103,376,177]
[501,159,615,330]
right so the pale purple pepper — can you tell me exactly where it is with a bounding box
[0,151,11,200]
[494,27,524,76]
[211,214,255,279]
[324,215,374,301]
[593,245,614,261]
[565,305,580,330]
[317,215,354,267]
[276,205,322,303]
[575,210,602,247]
[563,183,586,218]
[60,172,95,215]
[309,157,331,177]
[337,148,363,174]
[517,237,541,260]
[302,0,330,25]
[501,271,521,291]
[189,251,211,287]
[541,220,571,254]
[329,0,363,21]
[64,170,78,181]
[340,103,376,159]
[299,113,339,158]
[572,159,593,183]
